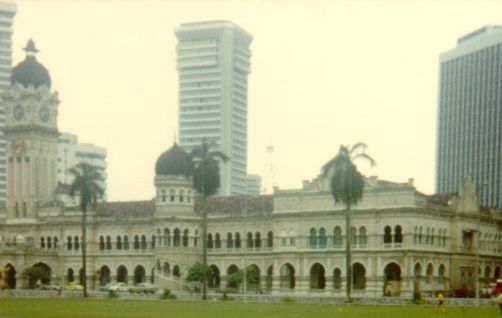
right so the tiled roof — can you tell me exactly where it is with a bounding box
[194,195,273,215]
[96,200,155,218]
[94,195,273,218]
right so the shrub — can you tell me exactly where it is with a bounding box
[160,289,176,300]
[282,295,295,303]
[108,290,118,298]
[221,292,234,301]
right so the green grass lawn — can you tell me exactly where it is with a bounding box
[0,298,497,318]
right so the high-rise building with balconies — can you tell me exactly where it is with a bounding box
[436,25,502,208]
[0,2,16,208]
[175,21,252,196]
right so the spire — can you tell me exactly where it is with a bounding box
[23,39,39,57]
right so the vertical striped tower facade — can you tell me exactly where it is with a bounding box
[175,21,253,196]
[436,25,502,208]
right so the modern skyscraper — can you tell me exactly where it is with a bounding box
[175,21,253,196]
[57,132,108,205]
[0,2,16,208]
[436,25,502,208]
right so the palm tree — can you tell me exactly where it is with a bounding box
[190,139,229,300]
[68,162,104,297]
[322,143,375,302]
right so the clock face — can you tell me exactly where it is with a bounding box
[39,106,49,122]
[14,105,24,121]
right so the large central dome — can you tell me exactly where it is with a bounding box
[11,39,51,88]
[155,143,193,176]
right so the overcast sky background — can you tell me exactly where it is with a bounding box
[10,0,502,201]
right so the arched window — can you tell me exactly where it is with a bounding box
[215,233,221,249]
[40,237,45,248]
[194,230,199,247]
[414,226,418,244]
[333,226,342,247]
[74,236,79,250]
[106,236,112,250]
[267,231,273,248]
[309,228,317,248]
[161,189,166,202]
[187,190,192,203]
[227,232,234,248]
[141,235,147,250]
[394,225,403,244]
[333,268,342,289]
[207,233,213,249]
[182,229,189,247]
[151,234,156,249]
[350,226,357,247]
[418,226,423,244]
[442,229,446,247]
[123,235,129,250]
[179,190,184,203]
[247,232,253,248]
[47,237,52,249]
[383,226,392,244]
[235,232,241,248]
[53,236,58,248]
[359,226,367,246]
[426,227,430,245]
[318,227,327,248]
[173,228,180,247]
[133,235,140,250]
[438,264,446,283]
[116,236,122,250]
[437,229,442,246]
[164,229,171,247]
[67,236,72,250]
[255,232,261,248]
[431,228,435,245]
[99,236,105,250]
[426,264,433,283]
[169,189,175,202]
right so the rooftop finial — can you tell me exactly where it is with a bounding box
[23,39,39,56]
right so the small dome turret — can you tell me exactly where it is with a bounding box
[11,39,51,88]
[155,143,193,176]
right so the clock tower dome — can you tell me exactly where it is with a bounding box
[2,40,59,218]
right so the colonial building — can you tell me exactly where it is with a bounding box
[0,40,500,298]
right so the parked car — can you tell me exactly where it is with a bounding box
[129,282,158,294]
[64,282,84,291]
[108,282,129,292]
[99,283,113,291]
[38,283,61,291]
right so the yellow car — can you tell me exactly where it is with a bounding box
[64,282,84,291]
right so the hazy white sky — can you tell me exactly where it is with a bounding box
[11,0,502,201]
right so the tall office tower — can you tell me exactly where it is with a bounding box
[57,132,107,205]
[175,21,253,196]
[0,2,16,208]
[436,25,502,208]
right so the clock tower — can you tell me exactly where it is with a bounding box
[2,40,59,218]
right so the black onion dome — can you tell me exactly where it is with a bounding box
[155,143,193,176]
[11,40,51,88]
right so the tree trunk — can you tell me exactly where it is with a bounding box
[81,205,87,297]
[345,203,352,303]
[201,196,208,300]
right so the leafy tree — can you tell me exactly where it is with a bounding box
[190,139,229,300]
[226,266,259,291]
[68,162,104,297]
[22,266,50,288]
[186,262,212,283]
[322,143,375,302]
